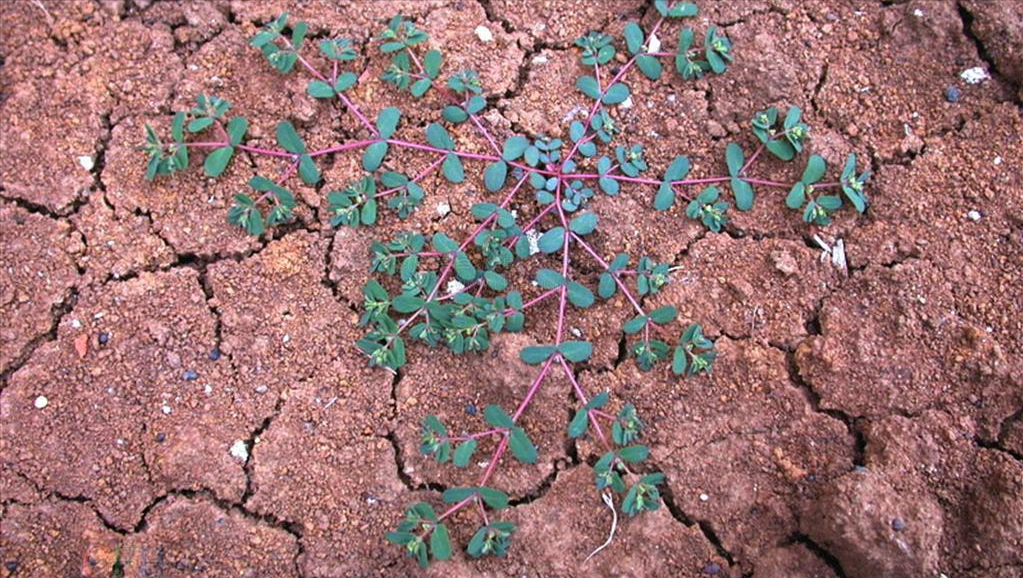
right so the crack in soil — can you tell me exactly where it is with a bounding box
[0,286,79,391]
[956,1,1022,109]
[789,532,850,578]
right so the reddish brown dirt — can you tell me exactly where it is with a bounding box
[2,1,1021,577]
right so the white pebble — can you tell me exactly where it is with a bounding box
[967,210,981,221]
[77,155,95,171]
[525,229,541,255]
[570,327,582,338]
[204,384,213,395]
[161,405,172,415]
[647,33,661,53]
[230,440,249,461]
[34,395,48,409]
[912,8,923,17]
[960,67,989,84]
[446,279,466,295]
[532,54,548,65]
[619,96,634,109]
[436,201,451,217]
[474,25,494,43]
[699,493,709,501]
[71,319,82,329]
[993,156,1003,165]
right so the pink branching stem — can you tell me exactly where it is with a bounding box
[309,138,383,158]
[469,113,502,156]
[561,171,789,189]
[504,204,557,248]
[554,180,571,344]
[449,428,504,442]
[283,36,378,136]
[384,139,558,177]
[522,287,560,309]
[559,356,610,448]
[375,155,445,198]
[740,142,765,174]
[564,16,666,163]
[570,232,645,316]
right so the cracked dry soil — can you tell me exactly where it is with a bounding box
[1,1,1021,577]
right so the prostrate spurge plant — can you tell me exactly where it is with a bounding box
[143,1,870,568]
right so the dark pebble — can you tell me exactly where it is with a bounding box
[5,561,18,572]
[98,331,110,345]
[465,403,477,416]
[945,86,961,103]
[703,562,721,575]
[156,433,166,443]
[209,347,221,361]
[892,518,906,531]
[183,370,198,381]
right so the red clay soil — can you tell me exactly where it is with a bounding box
[2,1,1022,577]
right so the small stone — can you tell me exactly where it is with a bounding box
[436,201,451,217]
[406,396,418,406]
[74,333,89,358]
[209,347,221,361]
[183,369,198,381]
[647,33,661,53]
[254,385,268,394]
[891,518,906,531]
[161,405,172,415]
[912,8,923,17]
[230,440,249,461]
[993,156,1003,165]
[960,66,989,84]
[5,561,19,571]
[34,395,48,409]
[465,403,477,416]
[619,96,634,109]
[71,319,82,329]
[155,433,166,443]
[531,54,548,65]
[967,210,981,221]
[98,331,110,345]
[474,25,494,42]
[699,493,709,501]
[703,562,721,574]
[77,155,95,171]
[945,86,961,103]
[705,120,727,138]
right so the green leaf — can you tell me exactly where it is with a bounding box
[299,154,320,184]
[443,105,469,123]
[424,49,443,79]
[442,153,465,183]
[483,161,508,192]
[802,154,826,184]
[410,78,432,98]
[636,54,662,80]
[426,123,455,150]
[363,141,389,171]
[664,156,691,182]
[576,75,601,100]
[766,139,796,161]
[602,83,630,105]
[535,269,565,289]
[393,294,425,313]
[649,305,677,324]
[567,281,594,308]
[483,270,507,291]
[377,107,401,138]
[204,146,234,177]
[599,176,620,195]
[226,116,248,146]
[624,22,644,55]
[731,177,754,211]
[454,251,477,282]
[276,121,305,154]
[619,444,649,463]
[538,227,565,254]
[502,136,529,161]
[586,392,610,410]
[726,143,744,176]
[430,523,452,561]
[509,427,538,464]
[598,273,616,299]
[818,195,842,210]
[187,117,214,133]
[432,232,458,253]
[786,182,806,209]
[568,408,589,438]
[442,487,475,503]
[623,315,647,334]
[453,439,477,467]
[569,212,598,235]
[654,183,676,211]
[559,341,592,362]
[671,345,688,375]
[478,487,509,510]
[520,345,556,365]
[307,80,335,98]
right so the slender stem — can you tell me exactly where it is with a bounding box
[571,232,645,316]
[522,287,560,309]
[375,155,445,198]
[560,356,610,448]
[282,36,378,135]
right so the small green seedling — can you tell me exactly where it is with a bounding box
[143,2,870,568]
